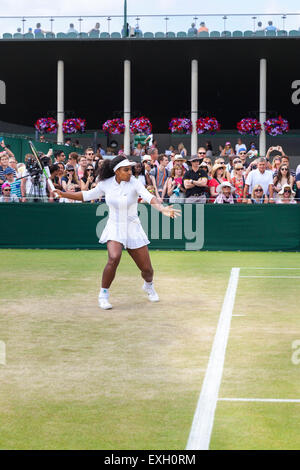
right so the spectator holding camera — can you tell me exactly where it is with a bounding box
[141,155,153,186]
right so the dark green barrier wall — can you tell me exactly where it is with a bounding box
[1,203,300,251]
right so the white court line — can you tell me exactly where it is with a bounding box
[219,398,300,403]
[186,267,240,451]
[240,276,300,279]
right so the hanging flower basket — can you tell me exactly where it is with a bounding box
[196,117,220,134]
[34,117,58,134]
[63,118,86,134]
[130,116,152,135]
[168,118,192,134]
[237,118,261,136]
[263,116,289,136]
[102,118,125,134]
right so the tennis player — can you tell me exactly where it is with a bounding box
[56,155,181,310]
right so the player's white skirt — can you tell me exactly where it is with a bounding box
[99,216,150,250]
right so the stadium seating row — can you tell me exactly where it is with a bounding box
[2,30,300,39]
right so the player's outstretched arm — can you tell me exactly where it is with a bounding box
[150,197,181,219]
[55,189,84,201]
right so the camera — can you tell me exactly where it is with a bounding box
[25,157,41,178]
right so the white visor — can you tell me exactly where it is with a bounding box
[113,159,136,172]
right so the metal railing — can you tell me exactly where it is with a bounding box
[0,13,299,37]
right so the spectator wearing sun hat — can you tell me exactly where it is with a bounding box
[208,162,228,201]
[276,184,297,204]
[0,182,19,202]
[214,181,236,204]
[166,154,189,173]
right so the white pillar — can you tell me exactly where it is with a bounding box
[191,59,198,156]
[124,59,131,156]
[259,58,267,157]
[57,60,64,145]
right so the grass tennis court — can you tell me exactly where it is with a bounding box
[0,249,299,450]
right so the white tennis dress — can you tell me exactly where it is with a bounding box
[82,176,155,249]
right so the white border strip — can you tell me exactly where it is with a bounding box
[186,267,240,451]
[240,267,300,270]
[240,276,300,279]
[219,398,300,403]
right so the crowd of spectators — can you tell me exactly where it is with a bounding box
[0,136,299,205]
[14,18,286,38]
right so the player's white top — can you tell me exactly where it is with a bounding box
[82,176,155,249]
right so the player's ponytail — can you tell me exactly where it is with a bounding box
[98,155,127,181]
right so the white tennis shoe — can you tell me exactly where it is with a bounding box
[142,282,159,302]
[98,297,112,310]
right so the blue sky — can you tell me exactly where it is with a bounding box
[1,0,300,34]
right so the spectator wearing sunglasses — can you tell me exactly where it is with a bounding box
[0,182,19,202]
[231,163,245,202]
[247,185,268,204]
[276,184,296,204]
[84,148,96,168]
[237,148,250,169]
[61,164,80,192]
[273,164,295,201]
[80,165,96,191]
[197,146,207,161]
[273,155,296,179]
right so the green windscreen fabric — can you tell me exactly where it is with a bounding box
[0,203,300,251]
